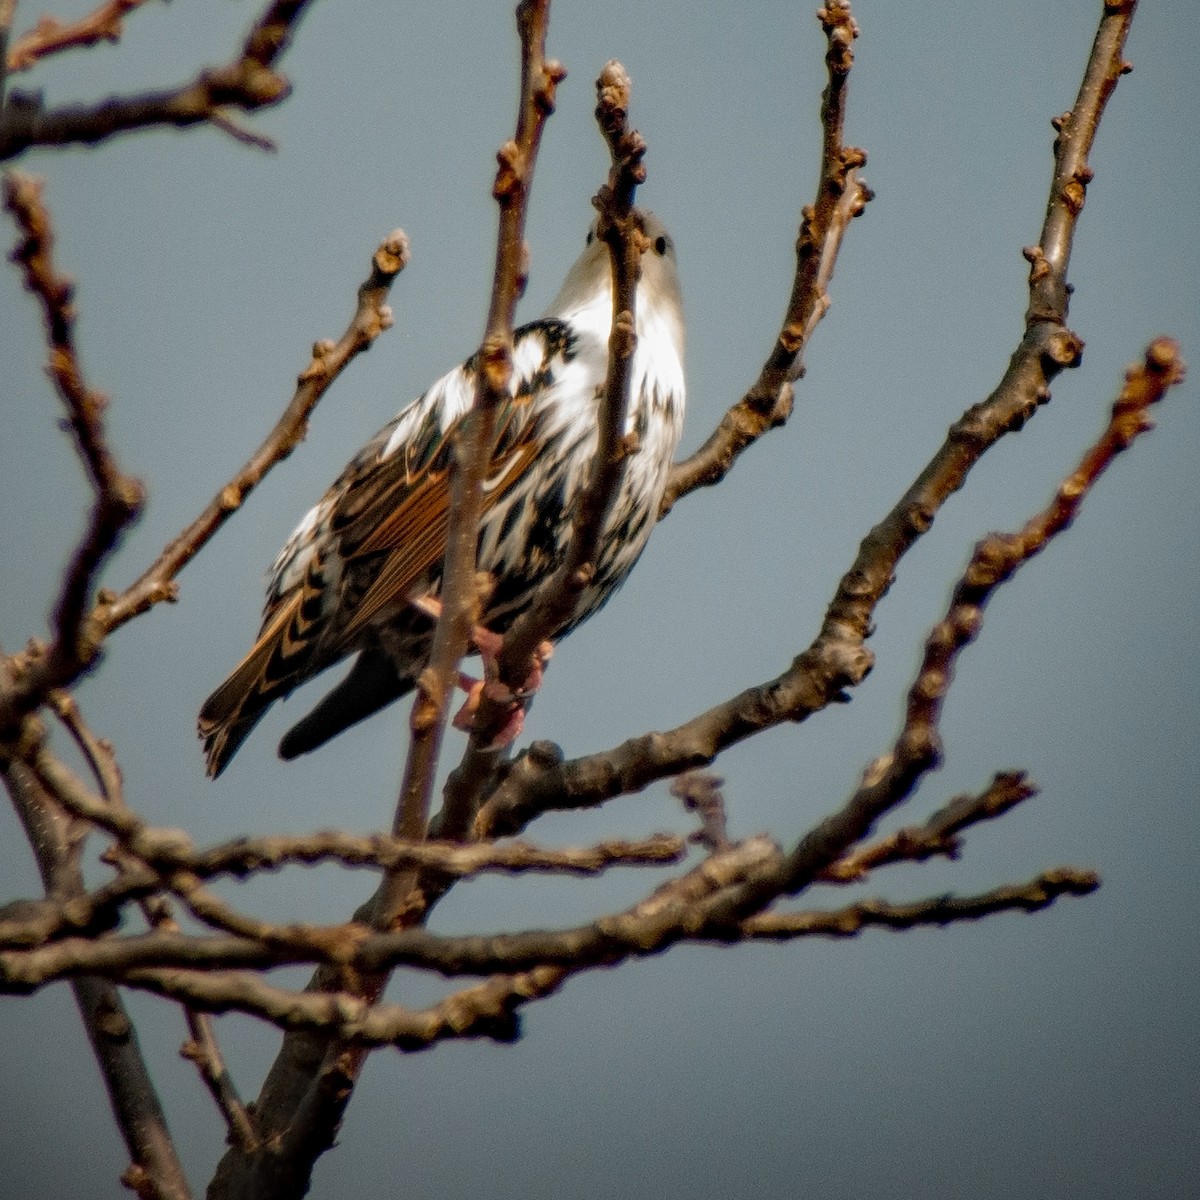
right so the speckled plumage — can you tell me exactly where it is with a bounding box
[199,214,685,777]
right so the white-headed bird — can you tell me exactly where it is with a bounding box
[199,212,685,777]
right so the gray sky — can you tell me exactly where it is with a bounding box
[2,1,1197,1197]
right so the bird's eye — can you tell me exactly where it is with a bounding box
[586,229,595,245]
[654,235,669,256]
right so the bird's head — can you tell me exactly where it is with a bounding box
[546,210,684,356]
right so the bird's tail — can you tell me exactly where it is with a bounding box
[278,648,414,761]
[198,592,309,777]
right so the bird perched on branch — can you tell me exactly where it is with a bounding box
[199,211,685,777]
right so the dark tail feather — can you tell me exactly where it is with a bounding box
[199,710,267,780]
[198,591,310,778]
[278,649,413,761]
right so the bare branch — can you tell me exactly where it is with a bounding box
[213,9,567,1193]
[0,0,313,160]
[742,869,1100,940]
[0,173,144,736]
[671,770,732,853]
[475,0,1144,841]
[1,756,192,1200]
[439,59,651,812]
[6,0,156,73]
[660,0,871,514]
[180,1011,259,1153]
[97,227,409,635]
[0,0,17,104]
[490,59,647,691]
[805,338,1186,870]
[392,0,563,870]
[819,771,1039,883]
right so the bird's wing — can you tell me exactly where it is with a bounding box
[197,582,314,774]
[334,392,543,638]
[198,319,583,777]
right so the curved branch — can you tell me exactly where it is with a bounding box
[660,0,871,514]
[97,227,410,636]
[0,173,144,737]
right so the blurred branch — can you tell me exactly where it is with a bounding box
[742,869,1100,940]
[97,228,409,635]
[819,771,1038,883]
[180,1011,259,1154]
[660,0,871,514]
[0,0,16,104]
[475,0,1143,840]
[6,0,156,73]
[0,0,312,160]
[1,752,192,1200]
[0,173,144,738]
[671,770,732,853]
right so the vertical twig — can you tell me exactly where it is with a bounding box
[387,0,564,904]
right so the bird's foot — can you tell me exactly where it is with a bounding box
[451,639,552,749]
[411,594,551,748]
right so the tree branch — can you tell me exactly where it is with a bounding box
[742,869,1100,940]
[97,227,409,636]
[660,0,871,514]
[0,0,312,160]
[1,754,192,1200]
[6,0,156,73]
[819,771,1039,883]
[475,0,1143,840]
[212,7,566,1195]
[0,173,144,737]
[390,0,563,873]
[439,58,651,816]
[180,1010,259,1154]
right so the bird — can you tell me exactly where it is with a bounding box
[198,211,686,777]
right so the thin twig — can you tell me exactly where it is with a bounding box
[6,0,155,73]
[0,0,17,105]
[0,0,312,160]
[742,869,1100,939]
[671,770,732,853]
[438,59,650,814]
[97,227,409,635]
[180,1011,259,1153]
[818,771,1038,882]
[660,0,871,515]
[0,173,144,737]
[492,59,647,690]
[390,0,563,884]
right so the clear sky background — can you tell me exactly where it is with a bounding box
[1,2,1197,1197]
